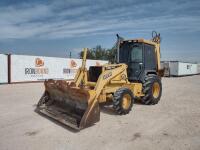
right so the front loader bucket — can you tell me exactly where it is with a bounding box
[36,80,100,130]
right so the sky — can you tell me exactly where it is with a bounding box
[0,0,200,62]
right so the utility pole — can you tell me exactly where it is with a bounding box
[69,51,72,58]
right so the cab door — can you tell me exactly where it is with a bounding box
[144,44,157,71]
[127,43,144,81]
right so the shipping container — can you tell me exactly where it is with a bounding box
[0,54,8,84]
[198,64,200,74]
[161,61,198,77]
[169,61,197,76]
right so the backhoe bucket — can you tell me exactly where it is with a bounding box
[36,80,100,130]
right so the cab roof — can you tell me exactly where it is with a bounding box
[121,38,157,46]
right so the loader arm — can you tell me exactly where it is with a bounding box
[73,48,88,87]
[81,64,128,126]
[94,64,128,98]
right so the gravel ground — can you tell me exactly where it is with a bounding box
[0,75,200,150]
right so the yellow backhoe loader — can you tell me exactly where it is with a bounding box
[37,31,163,130]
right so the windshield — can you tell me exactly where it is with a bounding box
[119,42,143,63]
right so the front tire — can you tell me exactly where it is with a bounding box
[142,75,162,105]
[113,87,134,115]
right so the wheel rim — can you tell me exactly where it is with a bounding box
[122,94,131,110]
[152,82,160,98]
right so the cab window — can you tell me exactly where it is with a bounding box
[130,44,143,62]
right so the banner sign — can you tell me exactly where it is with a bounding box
[10,55,108,83]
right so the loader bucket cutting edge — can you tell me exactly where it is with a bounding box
[36,80,100,130]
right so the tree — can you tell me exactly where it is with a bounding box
[79,45,117,63]
[79,49,95,59]
[79,34,123,62]
[106,47,117,63]
[79,45,113,61]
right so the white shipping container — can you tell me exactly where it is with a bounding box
[0,54,8,83]
[169,61,197,76]
[10,54,108,83]
[198,64,200,74]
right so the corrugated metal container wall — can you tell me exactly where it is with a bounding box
[0,54,8,83]
[178,62,197,76]
[10,54,108,83]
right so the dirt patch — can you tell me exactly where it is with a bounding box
[131,132,141,141]
[1,76,200,150]
[25,130,39,136]
[163,132,169,136]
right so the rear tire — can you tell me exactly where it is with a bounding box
[113,87,134,115]
[142,75,162,105]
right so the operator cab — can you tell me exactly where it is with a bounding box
[119,40,157,82]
